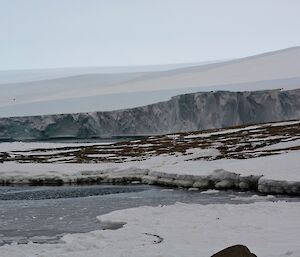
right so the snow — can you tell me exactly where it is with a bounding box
[0,122,299,256]
[184,125,262,139]
[0,149,299,194]
[184,148,220,159]
[1,47,300,118]
[87,153,116,158]
[145,150,300,181]
[230,194,276,202]
[129,143,154,148]
[166,134,180,139]
[0,120,299,194]
[200,189,220,194]
[0,141,107,152]
[0,201,299,257]
[259,139,300,151]
[266,120,300,127]
[185,120,300,140]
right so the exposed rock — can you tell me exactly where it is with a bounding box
[211,245,257,257]
[1,89,300,141]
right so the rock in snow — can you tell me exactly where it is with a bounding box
[211,245,257,257]
[1,89,300,141]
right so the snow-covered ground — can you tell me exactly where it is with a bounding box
[0,201,299,257]
[0,149,299,181]
[0,120,299,195]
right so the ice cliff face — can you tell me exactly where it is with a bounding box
[0,89,300,141]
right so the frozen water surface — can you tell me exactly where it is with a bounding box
[0,184,299,246]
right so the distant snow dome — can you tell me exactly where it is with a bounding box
[0,47,300,118]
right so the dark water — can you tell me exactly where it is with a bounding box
[0,185,146,201]
[0,185,298,245]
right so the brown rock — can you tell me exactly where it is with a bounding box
[211,245,257,257]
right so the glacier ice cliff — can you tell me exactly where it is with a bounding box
[0,89,300,141]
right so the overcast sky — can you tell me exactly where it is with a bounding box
[1,0,300,70]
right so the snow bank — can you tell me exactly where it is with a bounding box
[0,202,299,257]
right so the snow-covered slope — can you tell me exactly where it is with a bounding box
[1,89,300,141]
[113,46,300,93]
[0,47,299,117]
[0,62,212,84]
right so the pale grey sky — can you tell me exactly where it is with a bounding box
[1,0,300,70]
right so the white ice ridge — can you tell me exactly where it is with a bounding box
[0,201,299,257]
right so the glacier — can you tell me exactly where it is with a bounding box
[1,89,300,141]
